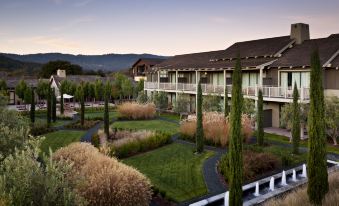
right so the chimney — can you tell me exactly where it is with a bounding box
[290,23,310,44]
[57,69,66,78]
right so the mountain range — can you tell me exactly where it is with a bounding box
[0,53,169,72]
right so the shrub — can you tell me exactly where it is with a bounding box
[65,120,100,130]
[91,134,100,148]
[53,143,152,206]
[57,115,73,120]
[219,150,281,182]
[110,131,172,158]
[30,122,56,136]
[117,102,156,120]
[180,112,252,147]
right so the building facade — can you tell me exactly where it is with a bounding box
[130,58,166,82]
[144,23,339,128]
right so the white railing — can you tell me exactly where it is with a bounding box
[159,82,176,90]
[177,83,196,91]
[144,82,158,89]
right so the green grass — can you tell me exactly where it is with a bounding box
[40,130,86,155]
[112,119,179,135]
[85,111,118,119]
[35,117,71,127]
[123,143,214,202]
[159,113,180,122]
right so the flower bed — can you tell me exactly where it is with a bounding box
[117,102,156,120]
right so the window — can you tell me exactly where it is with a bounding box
[280,71,310,88]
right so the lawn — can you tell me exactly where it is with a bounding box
[40,130,86,155]
[112,119,179,135]
[123,143,214,202]
[35,117,71,127]
[85,111,118,119]
[159,113,181,122]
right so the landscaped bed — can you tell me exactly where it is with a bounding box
[84,111,118,120]
[123,143,214,202]
[40,130,86,155]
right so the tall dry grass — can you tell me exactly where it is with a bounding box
[117,102,156,120]
[53,143,152,206]
[180,112,252,147]
[264,171,339,206]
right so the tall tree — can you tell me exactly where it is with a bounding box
[39,60,83,78]
[196,80,204,153]
[52,88,57,122]
[59,80,71,115]
[15,80,27,103]
[104,81,111,139]
[94,79,104,102]
[30,87,35,123]
[224,85,229,118]
[121,78,133,99]
[325,96,339,145]
[47,87,51,126]
[307,49,328,205]
[0,79,7,96]
[36,80,50,101]
[75,84,85,126]
[228,55,243,206]
[257,89,264,146]
[292,82,300,154]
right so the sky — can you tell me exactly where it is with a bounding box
[1,0,339,56]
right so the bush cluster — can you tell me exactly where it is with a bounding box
[30,122,56,136]
[57,115,73,120]
[117,102,156,120]
[53,143,152,206]
[180,112,252,147]
[65,120,100,130]
[110,131,172,158]
[76,106,115,113]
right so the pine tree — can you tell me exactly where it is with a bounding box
[228,55,243,206]
[196,80,204,153]
[224,85,229,118]
[104,81,111,139]
[307,49,329,205]
[47,87,51,126]
[257,89,264,146]
[30,87,35,123]
[52,88,57,122]
[292,82,300,154]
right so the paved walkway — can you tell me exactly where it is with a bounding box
[265,127,309,139]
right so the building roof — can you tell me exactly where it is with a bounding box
[52,75,114,87]
[132,58,166,68]
[3,78,48,88]
[270,34,339,68]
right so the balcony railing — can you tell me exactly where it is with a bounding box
[144,82,310,101]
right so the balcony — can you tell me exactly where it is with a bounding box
[144,82,310,102]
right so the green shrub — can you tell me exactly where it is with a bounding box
[57,115,73,120]
[64,120,100,130]
[76,106,115,113]
[91,134,100,148]
[30,122,56,136]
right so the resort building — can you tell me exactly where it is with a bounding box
[130,58,166,82]
[144,23,339,128]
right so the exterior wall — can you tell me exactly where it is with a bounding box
[134,76,146,82]
[324,89,339,98]
[324,69,339,90]
[265,68,278,86]
[264,102,280,128]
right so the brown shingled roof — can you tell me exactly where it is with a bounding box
[3,78,48,88]
[132,58,166,67]
[270,34,339,68]
[52,75,114,87]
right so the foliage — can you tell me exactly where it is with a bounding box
[39,60,82,78]
[15,80,27,101]
[224,86,229,118]
[325,96,339,145]
[36,80,50,100]
[91,134,100,148]
[29,87,35,123]
[53,143,152,206]
[46,87,51,126]
[30,121,56,136]
[196,80,204,153]
[104,81,111,138]
[0,139,84,206]
[173,93,190,114]
[121,78,134,98]
[94,79,104,101]
[52,88,57,122]
[257,89,264,146]
[153,91,168,110]
[228,56,243,205]
[59,80,73,114]
[75,84,85,125]
[135,79,144,94]
[118,102,156,120]
[65,120,100,130]
[292,83,300,154]
[113,72,128,99]
[0,80,6,92]
[137,91,148,104]
[110,131,172,158]
[281,103,309,130]
[202,94,221,112]
[242,98,255,116]
[307,49,328,205]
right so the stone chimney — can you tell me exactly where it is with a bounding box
[57,69,66,78]
[290,23,310,44]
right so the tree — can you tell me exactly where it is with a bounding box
[281,102,309,133]
[36,80,50,101]
[196,80,204,153]
[75,84,85,126]
[224,86,229,118]
[121,78,133,99]
[307,49,328,205]
[228,55,243,206]
[30,87,35,123]
[136,91,148,104]
[243,98,255,116]
[153,92,168,110]
[174,93,190,114]
[52,88,57,122]
[59,80,72,115]
[46,87,51,126]
[292,82,300,154]
[94,79,104,102]
[114,73,127,99]
[39,60,83,78]
[325,96,339,145]
[136,79,144,94]
[257,89,264,146]
[104,81,111,139]
[202,94,222,112]
[0,80,7,96]
[15,80,27,103]
[23,87,32,108]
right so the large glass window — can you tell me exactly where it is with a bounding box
[280,71,310,88]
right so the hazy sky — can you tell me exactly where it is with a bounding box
[1,0,339,56]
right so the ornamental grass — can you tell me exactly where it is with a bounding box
[117,102,156,120]
[53,143,152,206]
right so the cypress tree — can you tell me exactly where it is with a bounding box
[30,87,35,123]
[52,88,57,122]
[79,85,85,126]
[195,80,204,153]
[292,82,300,154]
[307,49,328,204]
[224,85,229,118]
[104,81,111,139]
[228,55,243,206]
[257,89,264,146]
[47,87,51,126]
[60,90,64,115]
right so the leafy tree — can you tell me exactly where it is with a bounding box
[292,82,300,154]
[196,80,204,153]
[52,88,57,122]
[36,80,50,100]
[243,98,255,116]
[75,84,85,126]
[307,49,328,205]
[136,91,148,104]
[39,60,83,78]
[114,73,127,99]
[224,86,229,118]
[325,96,339,145]
[23,87,32,106]
[15,80,27,103]
[94,79,104,102]
[228,56,243,206]
[202,94,221,112]
[59,80,72,115]
[281,103,309,131]
[104,81,111,139]
[121,78,133,99]
[46,87,51,126]
[30,87,35,123]
[174,93,190,114]
[135,79,144,97]
[0,80,7,96]
[257,89,264,146]
[153,92,168,110]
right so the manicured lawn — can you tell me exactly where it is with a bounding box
[112,119,179,135]
[85,111,117,119]
[35,117,71,127]
[40,130,86,155]
[159,113,181,122]
[123,143,214,202]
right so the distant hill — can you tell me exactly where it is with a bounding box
[0,53,169,72]
[0,55,42,75]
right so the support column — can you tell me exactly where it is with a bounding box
[175,70,179,106]
[224,70,227,98]
[259,67,263,87]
